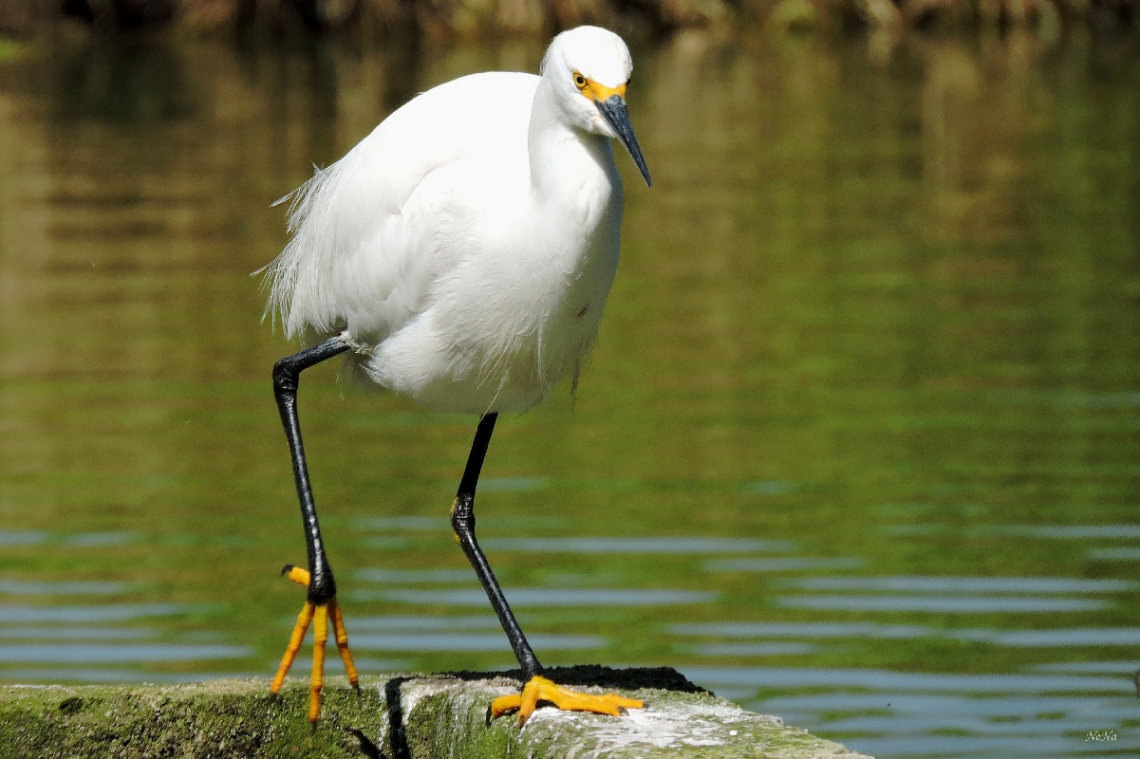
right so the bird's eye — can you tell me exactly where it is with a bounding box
[573,72,588,90]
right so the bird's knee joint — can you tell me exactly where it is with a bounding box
[450,495,475,535]
[273,360,300,393]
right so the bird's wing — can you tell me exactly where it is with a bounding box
[262,71,539,344]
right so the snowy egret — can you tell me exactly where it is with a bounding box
[261,25,650,725]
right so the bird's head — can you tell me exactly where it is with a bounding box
[542,26,652,188]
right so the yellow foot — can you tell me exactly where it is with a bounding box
[270,565,360,722]
[489,675,644,727]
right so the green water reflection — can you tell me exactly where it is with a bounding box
[1,27,1138,758]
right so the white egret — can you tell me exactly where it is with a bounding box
[261,25,651,725]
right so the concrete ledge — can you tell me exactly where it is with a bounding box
[0,667,871,758]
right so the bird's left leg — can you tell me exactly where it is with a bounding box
[269,334,359,722]
[451,414,644,726]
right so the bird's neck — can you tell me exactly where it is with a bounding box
[528,80,619,204]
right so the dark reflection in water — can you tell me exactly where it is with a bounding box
[1,26,1138,759]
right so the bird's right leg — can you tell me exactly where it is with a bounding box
[269,334,359,722]
[451,414,643,726]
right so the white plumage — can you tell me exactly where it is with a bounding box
[262,27,652,725]
[262,26,650,414]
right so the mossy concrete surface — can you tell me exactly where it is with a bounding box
[0,677,383,759]
[0,667,872,758]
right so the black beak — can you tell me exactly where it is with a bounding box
[596,95,652,188]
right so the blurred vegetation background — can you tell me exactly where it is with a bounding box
[0,0,1137,41]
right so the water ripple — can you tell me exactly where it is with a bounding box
[706,557,863,572]
[786,576,1133,594]
[0,643,251,663]
[349,632,603,652]
[0,603,199,623]
[481,537,793,554]
[355,587,716,607]
[773,595,1104,613]
[0,580,132,596]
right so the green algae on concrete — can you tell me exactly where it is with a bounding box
[0,668,871,758]
[0,678,383,759]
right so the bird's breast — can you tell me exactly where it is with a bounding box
[359,110,624,413]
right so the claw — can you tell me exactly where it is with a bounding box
[489,675,644,727]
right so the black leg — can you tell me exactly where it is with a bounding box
[271,334,360,722]
[450,413,543,679]
[273,334,350,604]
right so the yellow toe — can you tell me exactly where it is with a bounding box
[490,675,644,726]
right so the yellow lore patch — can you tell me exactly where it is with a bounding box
[572,70,627,102]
